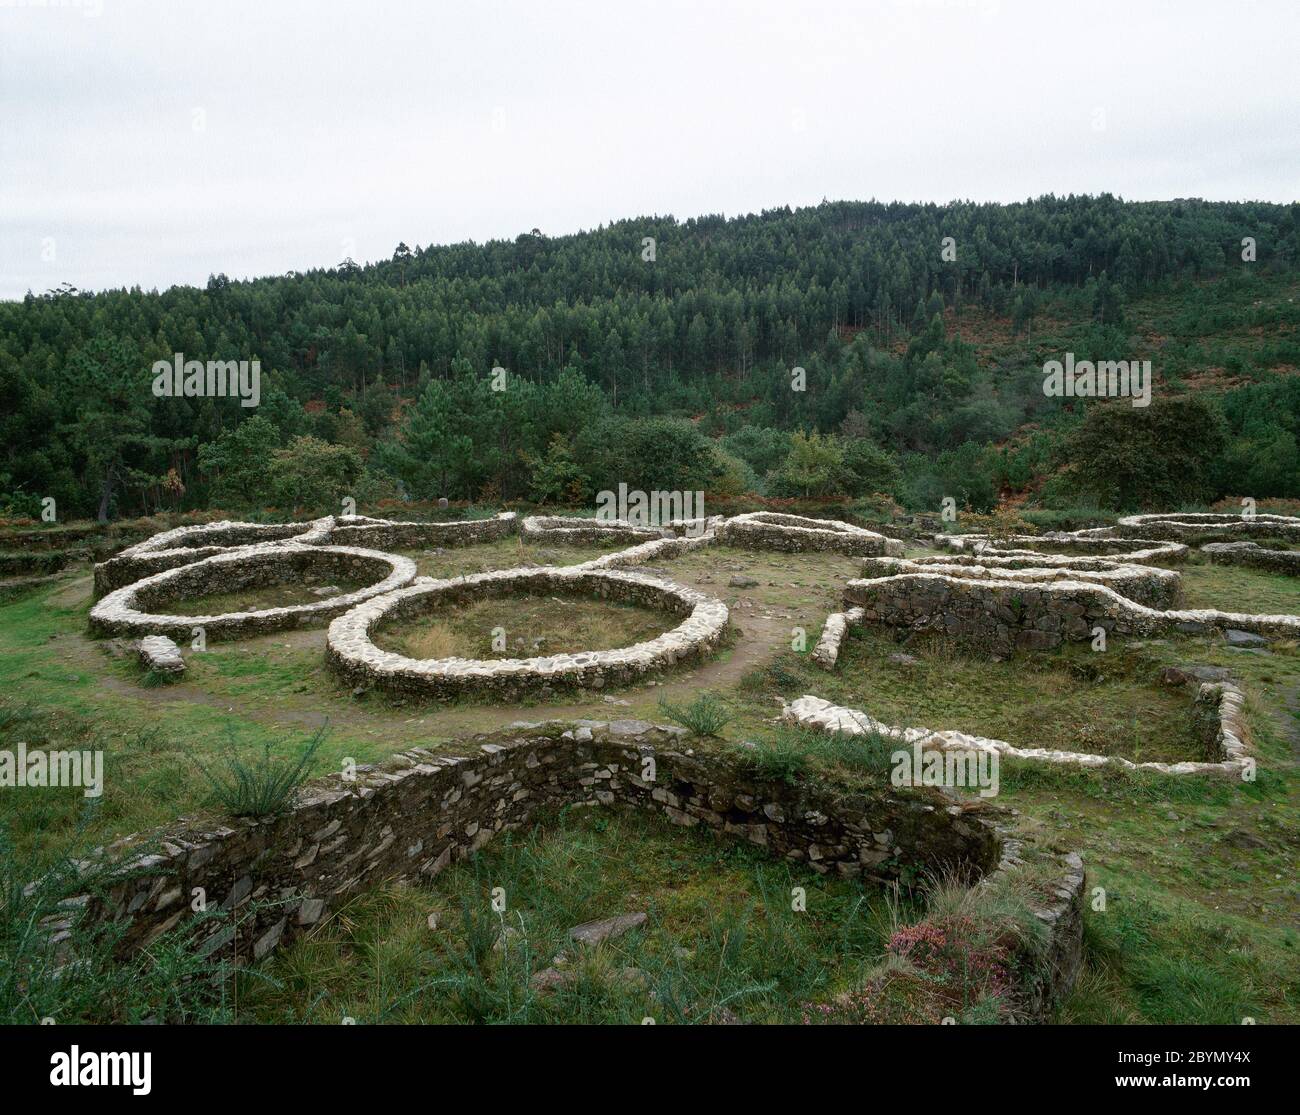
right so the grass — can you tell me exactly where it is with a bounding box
[0,814,237,1024]
[0,521,1296,1023]
[1173,556,1300,616]
[739,629,1204,763]
[657,691,736,737]
[729,723,907,790]
[809,866,1055,1024]
[394,537,622,580]
[244,808,918,1024]
[374,593,670,660]
[1061,888,1282,1024]
[163,575,370,616]
[194,723,327,817]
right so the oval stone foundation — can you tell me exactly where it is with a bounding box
[89,543,417,640]
[327,566,729,699]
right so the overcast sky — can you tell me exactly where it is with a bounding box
[2,0,1297,300]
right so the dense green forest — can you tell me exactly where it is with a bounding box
[3,195,1299,522]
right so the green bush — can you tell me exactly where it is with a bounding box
[657,692,735,737]
[0,818,233,1023]
[195,725,326,818]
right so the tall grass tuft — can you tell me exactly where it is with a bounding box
[657,691,735,737]
[195,724,327,818]
[0,815,233,1023]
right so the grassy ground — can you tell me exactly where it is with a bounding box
[394,537,622,579]
[1173,555,1300,616]
[1,528,1297,1024]
[374,594,670,659]
[738,629,1204,763]
[243,808,915,1025]
[164,575,371,615]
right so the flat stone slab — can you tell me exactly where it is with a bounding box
[1224,629,1269,647]
[139,635,184,675]
[531,964,649,994]
[567,911,648,945]
[1162,664,1232,686]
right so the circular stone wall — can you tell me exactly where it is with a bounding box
[719,511,903,556]
[89,543,417,640]
[864,553,1183,609]
[326,567,729,699]
[522,515,665,545]
[93,517,335,594]
[934,532,1187,564]
[1114,512,1300,542]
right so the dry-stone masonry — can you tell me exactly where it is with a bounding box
[981,842,1085,1022]
[843,569,1300,656]
[328,511,518,550]
[718,511,903,556]
[863,553,1183,609]
[93,512,517,595]
[811,607,865,669]
[1113,511,1300,543]
[327,566,729,699]
[577,527,719,570]
[521,514,665,545]
[90,509,914,692]
[836,516,1300,657]
[89,543,417,641]
[785,673,1253,777]
[1202,540,1300,575]
[64,720,1004,963]
[68,512,1105,1015]
[138,635,185,676]
[933,532,1188,565]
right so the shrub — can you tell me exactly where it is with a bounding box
[657,692,735,737]
[195,724,327,817]
[958,504,1038,543]
[735,738,808,785]
[0,819,233,1023]
[1063,396,1228,511]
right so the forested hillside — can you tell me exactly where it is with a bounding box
[3,195,1299,522]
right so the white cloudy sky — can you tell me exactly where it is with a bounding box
[1,0,1297,299]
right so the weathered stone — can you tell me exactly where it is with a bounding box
[63,718,1003,967]
[1224,629,1268,648]
[567,911,648,945]
[296,898,326,926]
[784,681,1255,780]
[325,566,729,700]
[138,635,184,675]
[1161,664,1232,686]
